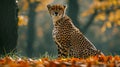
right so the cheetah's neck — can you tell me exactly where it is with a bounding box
[52,16,62,24]
[53,15,80,32]
[53,15,70,25]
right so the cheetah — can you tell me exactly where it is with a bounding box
[47,4,104,58]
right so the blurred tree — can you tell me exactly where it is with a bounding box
[82,0,120,32]
[26,0,39,57]
[18,0,54,57]
[82,9,97,34]
[67,0,81,30]
[67,0,96,34]
[81,0,120,55]
[0,0,18,55]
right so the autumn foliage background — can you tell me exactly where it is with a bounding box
[17,0,120,58]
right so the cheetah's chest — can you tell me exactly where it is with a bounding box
[52,29,58,41]
[52,27,70,44]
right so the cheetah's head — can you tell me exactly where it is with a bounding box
[47,4,67,22]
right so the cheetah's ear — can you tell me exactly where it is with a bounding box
[63,5,67,9]
[47,4,51,9]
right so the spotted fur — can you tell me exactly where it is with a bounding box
[47,4,103,58]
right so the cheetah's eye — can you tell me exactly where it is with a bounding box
[58,8,61,10]
[51,8,54,10]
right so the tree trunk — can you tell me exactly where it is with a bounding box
[67,0,81,30]
[0,0,18,55]
[82,9,97,34]
[26,1,39,57]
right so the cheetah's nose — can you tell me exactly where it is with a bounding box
[55,12,58,16]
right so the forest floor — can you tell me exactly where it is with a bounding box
[0,55,120,67]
